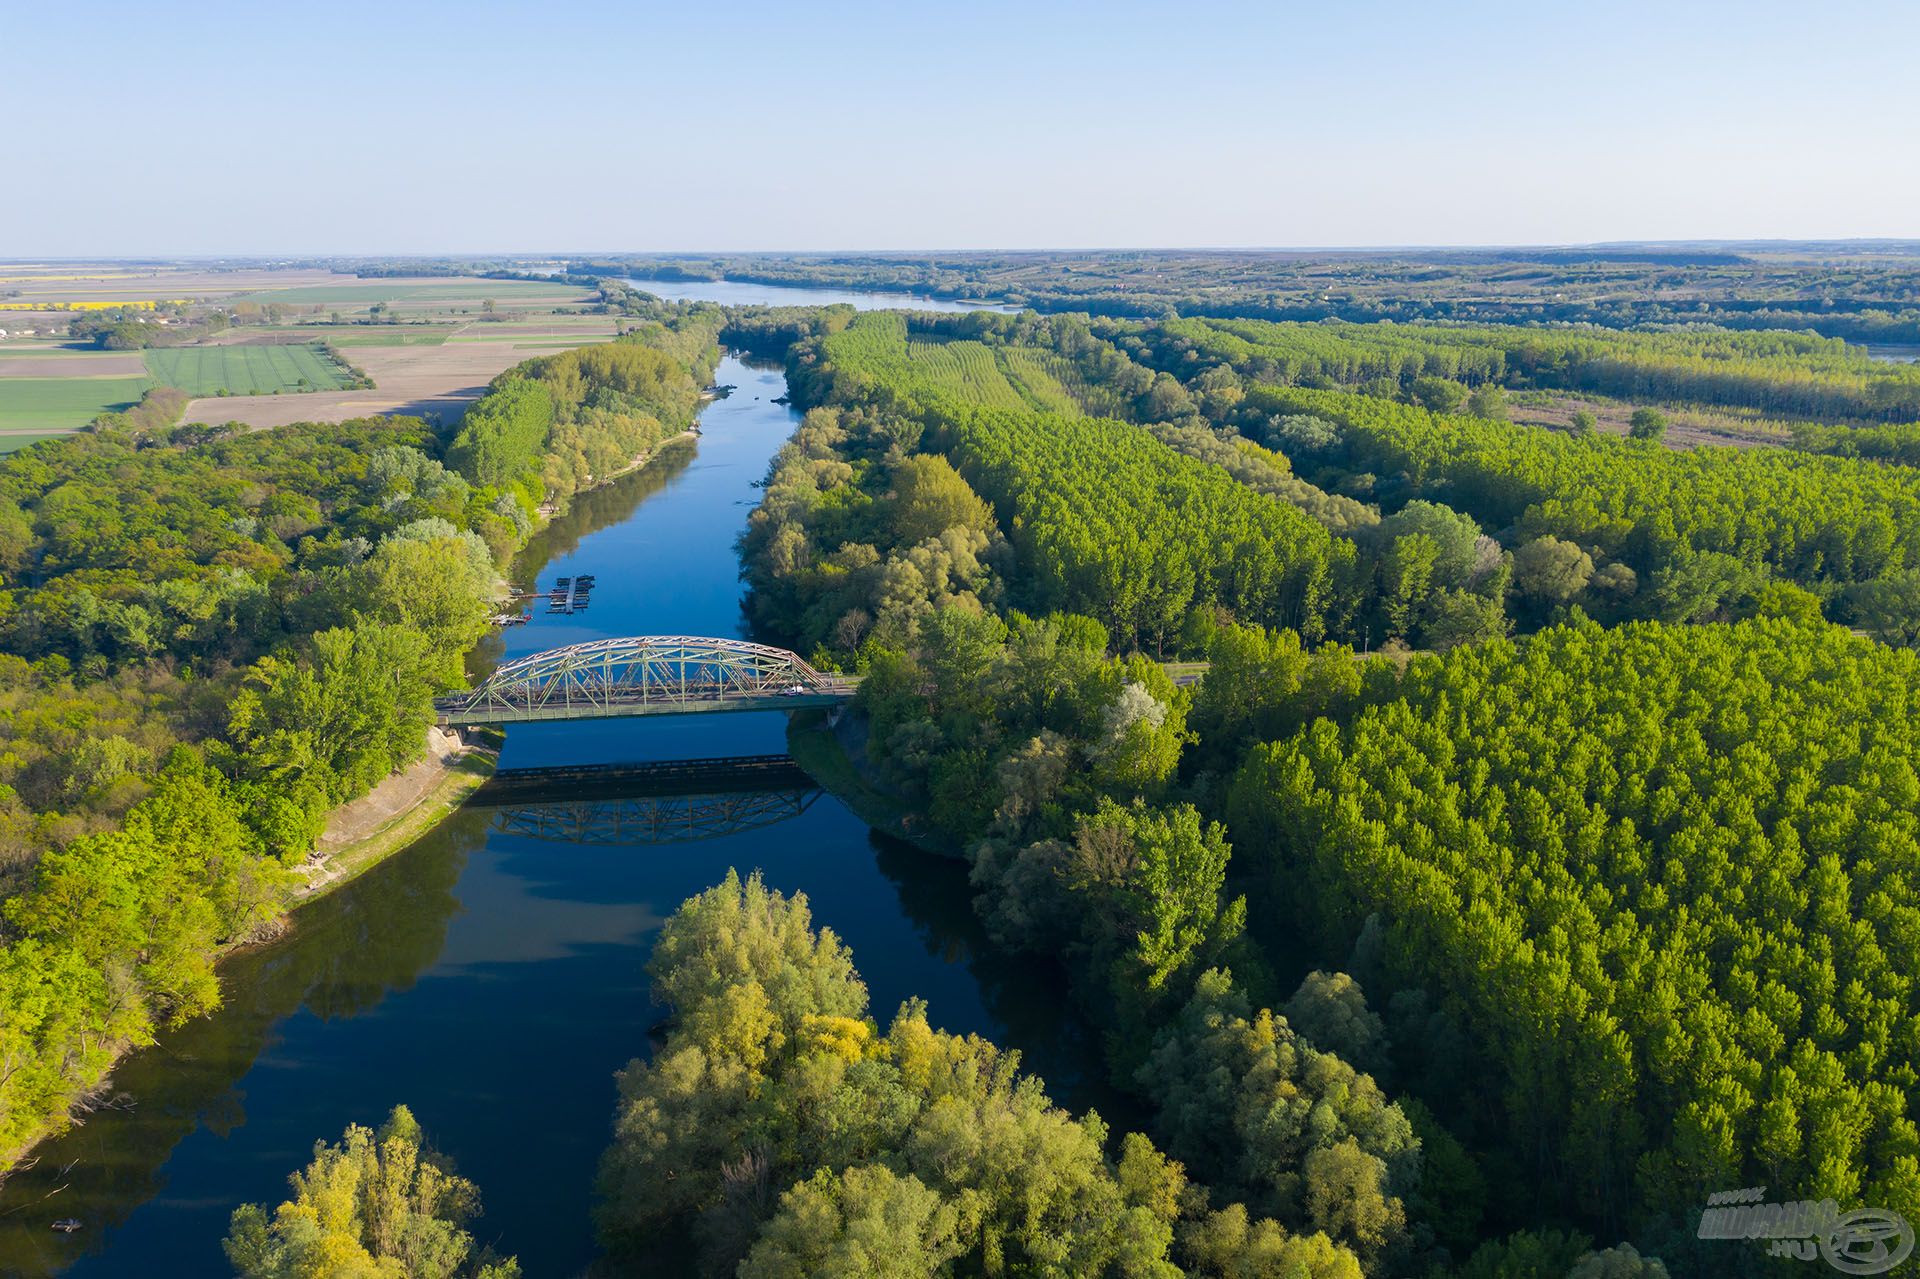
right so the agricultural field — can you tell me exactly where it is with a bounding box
[322,328,456,347]
[0,375,150,432]
[0,261,621,436]
[0,350,149,378]
[0,432,73,456]
[143,343,352,396]
[0,265,344,306]
[239,278,591,313]
[179,321,620,429]
[0,266,592,324]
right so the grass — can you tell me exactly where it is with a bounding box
[0,375,151,429]
[144,344,351,396]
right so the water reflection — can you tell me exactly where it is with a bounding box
[0,810,484,1274]
[474,755,823,847]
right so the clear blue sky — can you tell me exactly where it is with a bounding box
[4,0,1916,255]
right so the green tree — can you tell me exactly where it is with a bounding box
[737,1165,965,1279]
[1115,802,1244,1000]
[224,1105,520,1279]
[1512,536,1596,608]
[1849,568,1920,646]
[1410,377,1467,414]
[1627,407,1669,442]
[1422,589,1509,650]
[1466,383,1509,421]
[1567,1243,1672,1278]
[1282,971,1387,1077]
[1180,1204,1363,1279]
[889,454,995,544]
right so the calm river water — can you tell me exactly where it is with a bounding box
[0,285,1095,1278]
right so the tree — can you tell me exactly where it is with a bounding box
[1374,501,1490,591]
[1283,971,1387,1077]
[1848,568,1920,647]
[1466,383,1509,421]
[1422,589,1509,651]
[1627,407,1669,442]
[1512,537,1595,607]
[1303,1138,1406,1264]
[889,455,994,544]
[1382,532,1439,638]
[1115,803,1244,1000]
[737,1165,965,1279]
[224,1105,520,1279]
[1410,377,1467,414]
[1093,657,1191,792]
[1180,1204,1363,1279]
[599,877,1191,1277]
[1567,1243,1672,1278]
[1137,969,1417,1256]
[1456,1230,1593,1279]
[1569,409,1598,437]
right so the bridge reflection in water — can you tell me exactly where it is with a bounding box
[469,754,822,846]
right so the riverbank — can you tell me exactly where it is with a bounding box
[786,708,960,859]
[300,728,501,903]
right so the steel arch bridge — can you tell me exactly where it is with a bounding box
[434,636,859,727]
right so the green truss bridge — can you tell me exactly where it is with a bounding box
[433,636,860,727]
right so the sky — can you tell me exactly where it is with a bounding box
[4,0,1917,256]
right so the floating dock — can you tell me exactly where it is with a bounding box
[547,573,597,615]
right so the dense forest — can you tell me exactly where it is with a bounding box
[733,300,1920,1276]
[1231,618,1920,1242]
[0,310,721,1173]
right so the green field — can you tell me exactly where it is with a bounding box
[143,344,350,396]
[0,432,73,455]
[0,376,151,430]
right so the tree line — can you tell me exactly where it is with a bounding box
[1119,316,1920,423]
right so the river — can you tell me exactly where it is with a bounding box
[0,287,1092,1278]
